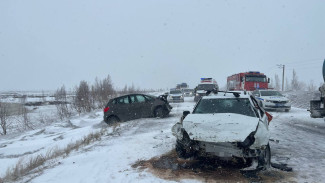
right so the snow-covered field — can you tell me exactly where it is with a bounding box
[1,96,325,183]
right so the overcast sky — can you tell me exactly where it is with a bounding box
[0,0,324,91]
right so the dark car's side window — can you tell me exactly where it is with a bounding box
[117,96,130,104]
[112,99,117,104]
[136,95,146,103]
[129,95,137,103]
[144,95,154,101]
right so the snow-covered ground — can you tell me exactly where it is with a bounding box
[1,96,325,183]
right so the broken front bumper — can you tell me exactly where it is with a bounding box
[197,141,262,158]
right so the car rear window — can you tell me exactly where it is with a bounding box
[193,98,257,117]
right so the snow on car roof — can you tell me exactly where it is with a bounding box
[202,92,250,99]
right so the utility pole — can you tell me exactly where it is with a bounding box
[277,64,285,91]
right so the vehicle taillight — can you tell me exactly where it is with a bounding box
[104,107,110,113]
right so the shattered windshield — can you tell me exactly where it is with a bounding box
[193,98,257,117]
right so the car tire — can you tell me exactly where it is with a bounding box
[258,144,271,170]
[285,109,290,112]
[154,107,165,118]
[105,116,120,125]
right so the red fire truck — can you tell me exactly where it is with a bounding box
[227,71,270,91]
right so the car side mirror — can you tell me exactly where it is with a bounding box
[181,110,190,122]
[183,111,190,117]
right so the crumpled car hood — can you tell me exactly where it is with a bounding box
[183,113,259,143]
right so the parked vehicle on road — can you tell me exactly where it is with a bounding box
[182,89,194,97]
[172,91,272,170]
[103,94,172,124]
[309,59,325,118]
[227,71,270,91]
[168,90,184,103]
[252,90,291,112]
[194,78,219,102]
[177,83,189,90]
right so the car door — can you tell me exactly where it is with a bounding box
[143,95,156,117]
[128,95,140,119]
[136,95,153,118]
[114,95,132,121]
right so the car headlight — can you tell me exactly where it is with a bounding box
[264,99,270,103]
[171,123,183,139]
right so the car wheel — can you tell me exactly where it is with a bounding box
[106,116,120,125]
[285,109,290,112]
[258,144,271,170]
[154,107,165,118]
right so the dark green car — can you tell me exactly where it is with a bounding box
[103,94,172,124]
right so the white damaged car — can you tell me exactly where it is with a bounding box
[252,90,291,112]
[172,92,273,170]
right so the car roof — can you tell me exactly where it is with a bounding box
[113,93,151,99]
[202,92,251,99]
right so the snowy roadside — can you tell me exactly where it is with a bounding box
[284,91,320,109]
[1,97,325,183]
[0,110,106,177]
[268,107,325,183]
[13,101,193,183]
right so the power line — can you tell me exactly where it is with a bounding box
[285,61,322,67]
[284,58,324,65]
[286,64,322,69]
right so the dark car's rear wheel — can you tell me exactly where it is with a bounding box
[105,116,120,125]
